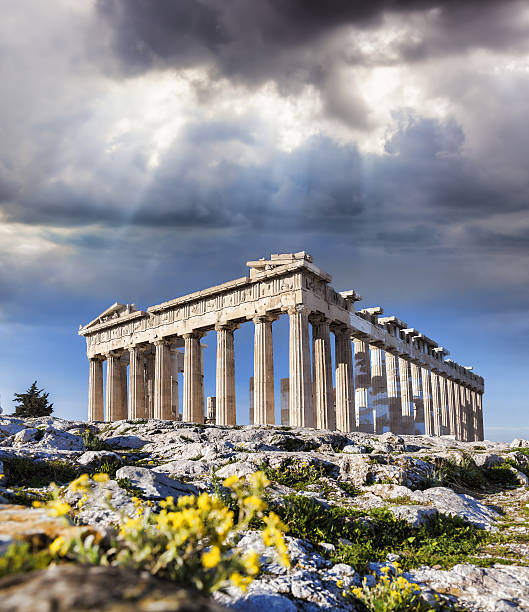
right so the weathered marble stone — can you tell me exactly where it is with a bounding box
[115,466,198,500]
[0,565,228,612]
[77,450,122,468]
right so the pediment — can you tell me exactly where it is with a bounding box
[82,302,138,330]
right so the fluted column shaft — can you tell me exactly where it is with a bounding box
[216,324,237,425]
[471,390,479,442]
[154,339,172,420]
[438,375,449,435]
[312,316,335,430]
[128,346,146,420]
[370,346,388,434]
[88,357,104,421]
[183,333,205,423]
[253,316,275,425]
[465,386,474,441]
[477,392,484,441]
[288,306,314,428]
[144,351,155,419]
[410,362,425,434]
[446,378,457,436]
[106,351,126,421]
[354,339,373,433]
[334,328,355,432]
[385,352,401,434]
[398,357,414,434]
[430,371,441,436]
[421,366,433,435]
[170,348,180,420]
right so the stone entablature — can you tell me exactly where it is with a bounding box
[80,252,484,440]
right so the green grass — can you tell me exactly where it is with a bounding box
[2,456,79,487]
[4,487,54,507]
[261,459,333,491]
[274,494,492,573]
[0,543,52,579]
[81,428,113,451]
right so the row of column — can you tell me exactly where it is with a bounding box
[88,306,483,440]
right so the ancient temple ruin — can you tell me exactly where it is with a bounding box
[79,252,484,441]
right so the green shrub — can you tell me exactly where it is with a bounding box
[261,459,333,490]
[483,465,520,487]
[2,456,78,487]
[0,542,52,578]
[275,495,488,572]
[81,428,112,451]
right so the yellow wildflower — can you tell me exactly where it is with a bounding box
[47,500,71,517]
[92,473,109,484]
[69,473,91,492]
[222,474,239,488]
[248,471,270,489]
[49,535,69,556]
[242,495,266,512]
[242,551,260,576]
[201,545,221,568]
[230,572,251,592]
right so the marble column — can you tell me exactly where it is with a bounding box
[446,378,457,437]
[280,378,290,426]
[128,346,146,420]
[170,348,181,420]
[88,356,104,421]
[385,352,401,434]
[249,377,254,425]
[476,392,484,441]
[144,351,155,419]
[471,390,479,442]
[370,345,388,434]
[106,351,126,421]
[207,396,216,423]
[216,323,237,426]
[183,332,205,423]
[334,327,355,433]
[120,358,128,418]
[421,366,433,436]
[457,383,465,441]
[410,362,425,434]
[288,305,314,428]
[154,339,172,420]
[353,338,373,433]
[430,371,441,436]
[253,315,275,425]
[398,357,414,434]
[311,315,335,430]
[465,386,474,442]
[438,375,449,435]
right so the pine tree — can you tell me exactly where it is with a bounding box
[13,381,54,417]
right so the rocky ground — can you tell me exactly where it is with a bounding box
[1,415,529,611]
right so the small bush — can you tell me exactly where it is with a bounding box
[261,459,332,490]
[348,565,439,612]
[0,542,52,578]
[81,428,112,451]
[42,471,289,595]
[3,456,78,487]
[483,465,520,487]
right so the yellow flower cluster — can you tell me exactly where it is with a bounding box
[349,564,430,612]
[45,469,289,596]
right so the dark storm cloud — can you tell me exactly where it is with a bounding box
[96,0,526,79]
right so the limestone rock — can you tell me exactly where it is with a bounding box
[510,439,529,449]
[389,505,438,527]
[64,479,137,526]
[409,563,529,611]
[0,565,228,612]
[115,466,198,500]
[415,487,501,529]
[12,428,38,445]
[106,435,147,449]
[77,450,122,468]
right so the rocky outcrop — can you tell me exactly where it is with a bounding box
[1,415,528,611]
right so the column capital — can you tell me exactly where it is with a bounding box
[287,304,311,317]
[89,354,106,362]
[105,349,124,359]
[309,313,330,326]
[126,343,149,354]
[183,330,206,341]
[330,322,350,335]
[252,313,279,324]
[215,322,240,332]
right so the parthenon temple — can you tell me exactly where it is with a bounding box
[79,252,484,441]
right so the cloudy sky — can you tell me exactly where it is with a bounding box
[0,0,528,440]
